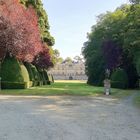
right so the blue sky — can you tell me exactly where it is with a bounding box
[42,0,129,59]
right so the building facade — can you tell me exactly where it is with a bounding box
[48,61,88,80]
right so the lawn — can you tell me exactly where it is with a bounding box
[0,80,133,97]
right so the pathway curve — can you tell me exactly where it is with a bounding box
[0,94,139,140]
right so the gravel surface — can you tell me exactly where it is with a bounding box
[0,94,140,140]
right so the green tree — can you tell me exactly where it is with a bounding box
[20,0,55,46]
[129,0,140,4]
[82,4,139,87]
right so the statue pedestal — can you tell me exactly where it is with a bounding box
[104,79,111,95]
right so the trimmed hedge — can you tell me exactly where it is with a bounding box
[43,70,51,85]
[48,74,54,83]
[1,81,28,89]
[24,62,35,81]
[35,67,47,85]
[20,63,30,88]
[51,74,54,83]
[1,57,30,89]
[30,65,42,86]
[111,68,128,89]
[1,57,24,82]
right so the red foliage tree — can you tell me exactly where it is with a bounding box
[33,44,54,69]
[0,0,43,62]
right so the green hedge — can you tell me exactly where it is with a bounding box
[48,74,54,83]
[35,67,47,85]
[30,65,43,86]
[24,62,35,81]
[43,70,51,85]
[20,63,30,88]
[1,57,24,82]
[1,57,30,89]
[51,74,54,83]
[1,81,28,89]
[111,68,128,89]
[111,81,127,89]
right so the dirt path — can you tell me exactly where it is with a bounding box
[0,94,139,140]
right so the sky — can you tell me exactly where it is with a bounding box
[42,0,129,59]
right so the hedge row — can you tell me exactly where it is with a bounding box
[111,68,128,89]
[0,57,54,89]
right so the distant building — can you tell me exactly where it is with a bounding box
[48,61,88,80]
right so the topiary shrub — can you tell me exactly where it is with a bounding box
[20,63,30,88]
[35,67,46,85]
[30,65,42,86]
[1,82,28,89]
[24,62,35,82]
[43,70,51,85]
[1,57,30,89]
[51,74,54,83]
[1,57,23,82]
[111,68,128,89]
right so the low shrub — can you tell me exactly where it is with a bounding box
[24,62,35,81]
[30,65,42,86]
[1,57,24,82]
[43,70,51,85]
[111,68,128,89]
[1,57,30,89]
[1,81,28,89]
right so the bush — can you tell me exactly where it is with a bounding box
[1,57,30,89]
[30,65,42,86]
[35,67,47,85]
[43,70,51,85]
[48,74,54,83]
[111,68,128,89]
[1,81,28,89]
[24,62,35,81]
[51,74,54,83]
[20,63,30,88]
[1,57,24,82]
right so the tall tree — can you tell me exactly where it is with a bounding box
[0,0,43,62]
[20,0,55,46]
[82,4,139,87]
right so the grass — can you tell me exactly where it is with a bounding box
[0,81,102,96]
[0,80,133,97]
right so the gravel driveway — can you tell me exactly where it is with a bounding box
[0,94,140,140]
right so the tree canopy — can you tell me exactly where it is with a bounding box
[0,0,43,62]
[20,0,55,46]
[82,3,140,88]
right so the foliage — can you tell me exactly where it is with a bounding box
[30,65,40,82]
[0,0,43,62]
[111,68,128,89]
[129,0,140,4]
[0,56,30,88]
[20,0,55,46]
[1,57,24,82]
[33,44,54,69]
[123,4,140,76]
[64,57,73,63]
[20,63,30,87]
[102,40,122,70]
[82,4,139,88]
[1,81,28,89]
[24,62,35,81]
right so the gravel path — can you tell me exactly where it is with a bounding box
[0,94,140,140]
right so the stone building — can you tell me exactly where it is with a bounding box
[48,61,88,80]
